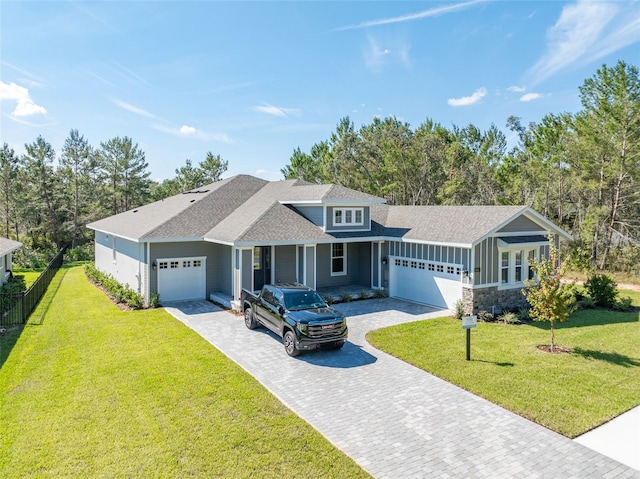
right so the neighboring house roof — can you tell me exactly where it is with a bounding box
[0,238,22,257]
[87,174,570,246]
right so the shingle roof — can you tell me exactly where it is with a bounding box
[0,238,22,256]
[87,174,563,246]
[378,205,530,245]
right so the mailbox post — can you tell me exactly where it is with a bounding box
[462,315,477,361]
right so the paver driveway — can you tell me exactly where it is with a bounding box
[165,299,639,479]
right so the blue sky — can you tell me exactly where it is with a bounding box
[1,1,639,181]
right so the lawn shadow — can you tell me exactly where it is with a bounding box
[572,347,640,367]
[472,359,515,367]
[0,324,25,370]
[528,309,639,330]
[27,267,68,326]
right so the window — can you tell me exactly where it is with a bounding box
[333,208,364,226]
[515,251,522,282]
[402,260,408,267]
[183,260,191,268]
[500,248,537,286]
[193,259,202,268]
[501,252,509,284]
[159,261,168,269]
[428,263,435,271]
[436,265,444,273]
[395,259,401,266]
[419,262,426,270]
[331,243,346,276]
[411,261,417,268]
[170,261,179,269]
[447,266,455,274]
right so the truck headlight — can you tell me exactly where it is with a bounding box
[296,321,308,333]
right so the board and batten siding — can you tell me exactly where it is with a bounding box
[275,245,297,283]
[325,206,370,232]
[292,206,324,227]
[150,241,232,297]
[387,241,470,270]
[473,237,550,287]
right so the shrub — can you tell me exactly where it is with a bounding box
[339,293,353,303]
[477,310,494,322]
[584,274,619,308]
[358,290,371,300]
[84,264,144,309]
[517,307,531,322]
[453,299,465,320]
[578,296,596,309]
[499,311,521,324]
[613,297,633,312]
[150,293,161,308]
[373,289,387,299]
[323,294,334,306]
[13,246,56,270]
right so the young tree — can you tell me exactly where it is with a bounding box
[522,236,577,352]
[199,152,228,183]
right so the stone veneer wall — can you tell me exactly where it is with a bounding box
[462,286,528,315]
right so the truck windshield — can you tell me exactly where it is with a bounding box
[284,291,327,311]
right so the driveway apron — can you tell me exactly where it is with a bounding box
[165,299,639,479]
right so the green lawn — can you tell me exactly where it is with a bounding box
[367,294,640,438]
[11,267,42,288]
[0,266,371,478]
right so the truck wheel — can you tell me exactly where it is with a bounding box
[244,308,257,330]
[283,330,299,357]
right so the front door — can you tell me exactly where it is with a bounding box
[253,246,271,291]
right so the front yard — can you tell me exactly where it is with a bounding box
[0,265,371,478]
[367,291,640,438]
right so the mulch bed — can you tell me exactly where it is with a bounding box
[536,344,572,354]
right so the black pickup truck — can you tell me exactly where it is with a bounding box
[241,283,348,357]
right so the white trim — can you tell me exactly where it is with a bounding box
[145,242,151,305]
[333,207,365,227]
[270,245,275,284]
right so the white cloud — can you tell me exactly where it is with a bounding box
[179,125,197,135]
[364,36,411,71]
[447,87,487,107]
[252,103,301,118]
[0,81,47,117]
[508,85,526,92]
[153,124,233,143]
[112,99,158,119]
[527,0,640,85]
[520,92,544,102]
[335,0,487,31]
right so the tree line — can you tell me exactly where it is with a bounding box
[1,61,637,275]
[281,61,640,274]
[0,134,227,253]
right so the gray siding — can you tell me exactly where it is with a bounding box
[326,206,370,231]
[498,215,543,233]
[388,241,470,270]
[242,249,252,291]
[293,206,324,227]
[372,242,379,288]
[305,246,315,287]
[316,242,371,288]
[275,245,297,283]
[150,241,231,297]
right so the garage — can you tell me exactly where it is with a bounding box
[157,257,206,301]
[389,257,462,309]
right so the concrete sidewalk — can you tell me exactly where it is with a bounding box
[165,299,639,478]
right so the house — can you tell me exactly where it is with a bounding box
[1,238,23,284]
[87,175,571,314]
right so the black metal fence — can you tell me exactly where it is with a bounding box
[0,249,64,327]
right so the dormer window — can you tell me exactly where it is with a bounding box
[334,207,364,226]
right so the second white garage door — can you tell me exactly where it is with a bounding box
[389,257,462,309]
[157,257,206,302]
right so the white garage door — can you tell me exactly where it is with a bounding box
[157,257,206,302]
[389,257,462,309]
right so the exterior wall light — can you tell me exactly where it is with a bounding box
[152,261,157,271]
